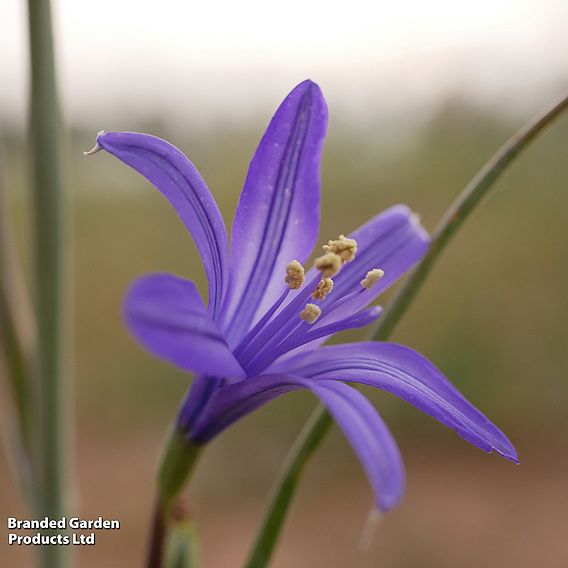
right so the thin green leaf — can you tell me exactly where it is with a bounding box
[27,0,71,566]
[0,146,37,502]
[244,92,568,568]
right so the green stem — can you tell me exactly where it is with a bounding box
[0,224,37,509]
[164,502,201,568]
[27,0,70,566]
[0,285,33,451]
[244,92,568,568]
[373,93,568,342]
[244,409,331,568]
[148,429,202,568]
[0,150,36,499]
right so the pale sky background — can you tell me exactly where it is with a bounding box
[1,0,567,128]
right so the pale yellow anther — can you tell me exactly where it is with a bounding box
[285,260,305,289]
[299,303,321,324]
[312,278,334,301]
[314,252,342,278]
[323,234,358,263]
[361,268,385,290]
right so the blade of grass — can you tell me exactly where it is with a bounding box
[0,145,37,501]
[244,92,568,568]
[27,0,71,566]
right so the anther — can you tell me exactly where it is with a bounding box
[361,268,384,289]
[312,278,334,301]
[299,303,321,324]
[314,252,342,278]
[285,260,305,289]
[323,234,358,263]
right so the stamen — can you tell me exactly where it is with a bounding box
[312,277,334,301]
[285,260,305,289]
[361,268,384,289]
[299,303,321,324]
[314,252,342,278]
[323,234,358,263]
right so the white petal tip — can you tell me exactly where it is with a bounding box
[83,131,106,156]
[358,508,383,551]
[83,142,102,156]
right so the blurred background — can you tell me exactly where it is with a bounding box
[1,0,567,566]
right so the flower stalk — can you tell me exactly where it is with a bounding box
[373,91,568,342]
[147,429,201,568]
[244,409,332,568]
[164,501,201,568]
[158,430,202,518]
[27,0,71,566]
[244,91,568,568]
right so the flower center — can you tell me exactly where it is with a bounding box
[310,233,358,297]
[294,233,360,320]
[234,232,387,373]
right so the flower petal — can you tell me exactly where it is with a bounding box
[247,306,383,376]
[97,132,229,318]
[124,273,245,379]
[177,375,224,433]
[222,80,328,344]
[277,342,518,462]
[189,373,404,510]
[189,374,301,442]
[308,380,405,511]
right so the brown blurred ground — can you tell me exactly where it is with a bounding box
[1,99,568,566]
[3,430,567,567]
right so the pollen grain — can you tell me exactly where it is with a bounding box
[314,252,342,278]
[312,278,334,301]
[299,303,321,324]
[285,260,305,289]
[323,234,358,263]
[361,268,385,290]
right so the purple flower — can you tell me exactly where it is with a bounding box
[95,80,517,512]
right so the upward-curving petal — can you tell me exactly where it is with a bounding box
[222,80,328,345]
[277,342,518,463]
[97,132,229,318]
[124,273,245,380]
